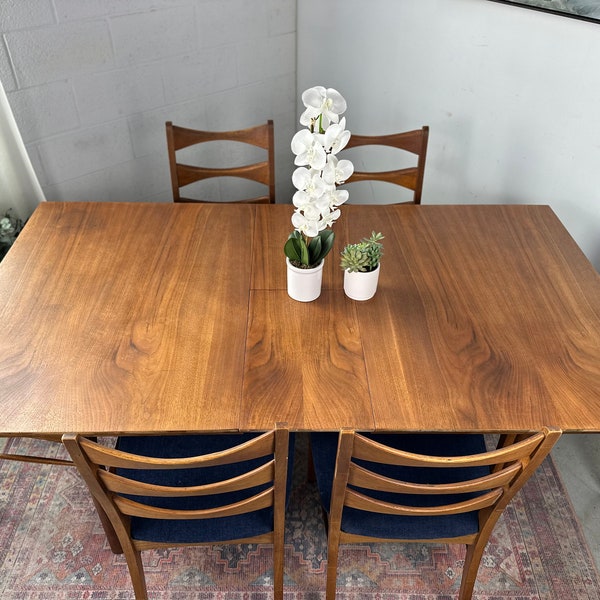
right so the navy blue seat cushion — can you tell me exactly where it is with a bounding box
[310,432,490,540]
[114,432,295,544]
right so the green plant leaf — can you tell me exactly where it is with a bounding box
[284,229,336,267]
[318,229,335,260]
[340,232,384,272]
[284,237,302,262]
[308,235,322,264]
[300,240,309,265]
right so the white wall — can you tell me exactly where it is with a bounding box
[0,79,45,217]
[298,0,600,268]
[1,0,297,204]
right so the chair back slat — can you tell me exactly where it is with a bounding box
[114,487,274,520]
[345,487,502,516]
[79,430,275,470]
[176,161,271,187]
[352,430,544,468]
[99,460,275,497]
[348,460,521,495]
[171,123,271,151]
[345,129,426,154]
[345,167,419,190]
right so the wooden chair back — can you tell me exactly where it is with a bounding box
[319,427,560,600]
[166,120,275,204]
[63,425,290,600]
[342,126,429,204]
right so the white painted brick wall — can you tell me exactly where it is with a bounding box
[0,0,55,30]
[110,7,197,66]
[0,40,17,91]
[73,65,165,125]
[52,0,181,22]
[2,0,297,203]
[7,81,78,141]
[7,22,115,86]
[37,121,135,182]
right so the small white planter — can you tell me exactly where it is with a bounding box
[343,264,381,301]
[286,258,324,302]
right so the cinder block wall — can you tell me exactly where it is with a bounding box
[1,0,296,203]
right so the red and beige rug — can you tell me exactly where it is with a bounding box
[1,435,599,599]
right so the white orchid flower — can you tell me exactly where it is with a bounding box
[318,208,341,230]
[293,190,319,212]
[292,166,310,191]
[334,159,354,184]
[291,129,327,170]
[300,86,347,127]
[323,117,351,155]
[322,155,354,186]
[333,189,349,207]
[302,202,321,222]
[292,167,327,197]
[321,188,349,209]
[292,210,320,237]
[313,193,333,215]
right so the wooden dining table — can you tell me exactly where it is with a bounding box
[1,201,599,437]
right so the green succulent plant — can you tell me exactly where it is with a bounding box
[340,231,384,273]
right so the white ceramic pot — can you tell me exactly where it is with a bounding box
[343,264,380,301]
[286,257,324,302]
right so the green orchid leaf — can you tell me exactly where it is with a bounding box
[300,240,309,265]
[308,235,322,265]
[284,237,302,262]
[284,228,336,268]
[318,229,335,261]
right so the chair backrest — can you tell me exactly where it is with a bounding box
[342,126,429,204]
[63,427,289,533]
[63,426,290,599]
[166,120,275,204]
[329,428,560,536]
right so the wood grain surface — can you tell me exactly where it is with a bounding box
[1,202,599,434]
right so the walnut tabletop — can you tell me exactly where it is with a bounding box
[1,202,599,436]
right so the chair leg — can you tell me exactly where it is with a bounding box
[458,540,487,600]
[123,545,148,600]
[325,530,341,600]
[273,534,284,600]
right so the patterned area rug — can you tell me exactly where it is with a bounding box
[1,434,599,599]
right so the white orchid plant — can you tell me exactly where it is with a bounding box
[284,86,354,268]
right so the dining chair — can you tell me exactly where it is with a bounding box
[310,427,561,600]
[341,126,429,204]
[165,120,275,204]
[62,424,292,600]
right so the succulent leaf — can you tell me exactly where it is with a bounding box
[340,232,384,272]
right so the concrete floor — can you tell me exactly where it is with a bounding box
[552,434,600,571]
